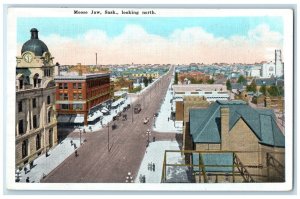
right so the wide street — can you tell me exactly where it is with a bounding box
[42,67,178,183]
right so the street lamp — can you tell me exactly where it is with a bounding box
[15,169,21,182]
[79,129,82,145]
[146,129,151,147]
[125,172,134,183]
[107,122,110,152]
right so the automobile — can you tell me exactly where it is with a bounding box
[143,117,150,124]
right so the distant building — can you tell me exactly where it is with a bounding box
[172,84,229,102]
[262,50,284,78]
[16,28,58,168]
[188,100,285,182]
[54,72,111,126]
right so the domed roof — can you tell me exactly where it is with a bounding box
[21,28,49,56]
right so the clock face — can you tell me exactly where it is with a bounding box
[23,53,33,63]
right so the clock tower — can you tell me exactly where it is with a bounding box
[15,28,58,170]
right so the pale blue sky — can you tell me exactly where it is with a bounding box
[17,17,283,43]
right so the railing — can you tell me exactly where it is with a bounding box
[161,150,285,183]
[266,152,285,181]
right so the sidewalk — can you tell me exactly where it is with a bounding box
[134,141,189,183]
[153,78,182,133]
[18,138,80,183]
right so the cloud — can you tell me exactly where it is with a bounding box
[18,24,283,65]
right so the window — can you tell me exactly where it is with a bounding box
[32,98,36,108]
[18,120,24,135]
[73,83,77,89]
[19,79,23,89]
[73,104,83,110]
[36,134,41,150]
[78,93,82,100]
[22,140,28,158]
[48,110,51,123]
[33,115,38,129]
[73,93,78,100]
[59,83,63,89]
[63,83,68,89]
[49,128,53,148]
[18,101,22,112]
[64,93,68,100]
[47,96,51,104]
[61,104,69,110]
[78,83,82,89]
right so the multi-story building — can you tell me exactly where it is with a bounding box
[16,28,58,168]
[54,72,111,126]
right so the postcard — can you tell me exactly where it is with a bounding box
[5,6,293,191]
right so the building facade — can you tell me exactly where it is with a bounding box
[16,28,58,168]
[262,49,284,78]
[54,73,111,126]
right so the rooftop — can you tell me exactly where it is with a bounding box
[189,100,285,147]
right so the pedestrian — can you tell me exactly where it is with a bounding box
[24,166,28,174]
[150,162,153,171]
[70,140,73,145]
[143,175,146,183]
[26,177,30,183]
[168,117,170,121]
[147,163,150,171]
[152,163,155,172]
[74,143,77,149]
[75,150,78,157]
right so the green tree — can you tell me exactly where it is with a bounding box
[174,72,178,84]
[148,76,153,83]
[246,81,257,92]
[267,85,280,96]
[259,85,267,95]
[226,79,232,91]
[207,78,215,84]
[237,75,247,85]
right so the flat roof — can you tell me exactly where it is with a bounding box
[54,72,110,81]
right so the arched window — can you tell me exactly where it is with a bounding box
[33,74,39,88]
[49,128,53,148]
[48,110,51,123]
[36,134,41,150]
[22,140,28,158]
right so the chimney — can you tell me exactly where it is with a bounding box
[55,62,60,76]
[77,63,82,76]
[220,107,230,150]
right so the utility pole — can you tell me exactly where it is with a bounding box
[96,53,97,66]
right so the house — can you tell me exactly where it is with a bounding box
[188,100,285,182]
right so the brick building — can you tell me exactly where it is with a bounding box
[15,28,58,168]
[187,100,285,182]
[54,73,111,126]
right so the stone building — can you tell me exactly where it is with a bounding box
[15,28,58,168]
[188,100,285,182]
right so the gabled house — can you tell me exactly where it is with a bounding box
[188,100,285,182]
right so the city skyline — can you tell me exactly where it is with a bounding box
[17,17,283,65]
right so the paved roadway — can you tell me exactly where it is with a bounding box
[42,67,178,183]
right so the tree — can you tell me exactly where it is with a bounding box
[207,78,215,84]
[174,72,178,84]
[143,77,149,87]
[148,76,153,83]
[237,75,247,85]
[259,85,267,95]
[246,81,257,92]
[226,79,232,91]
[267,85,280,96]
